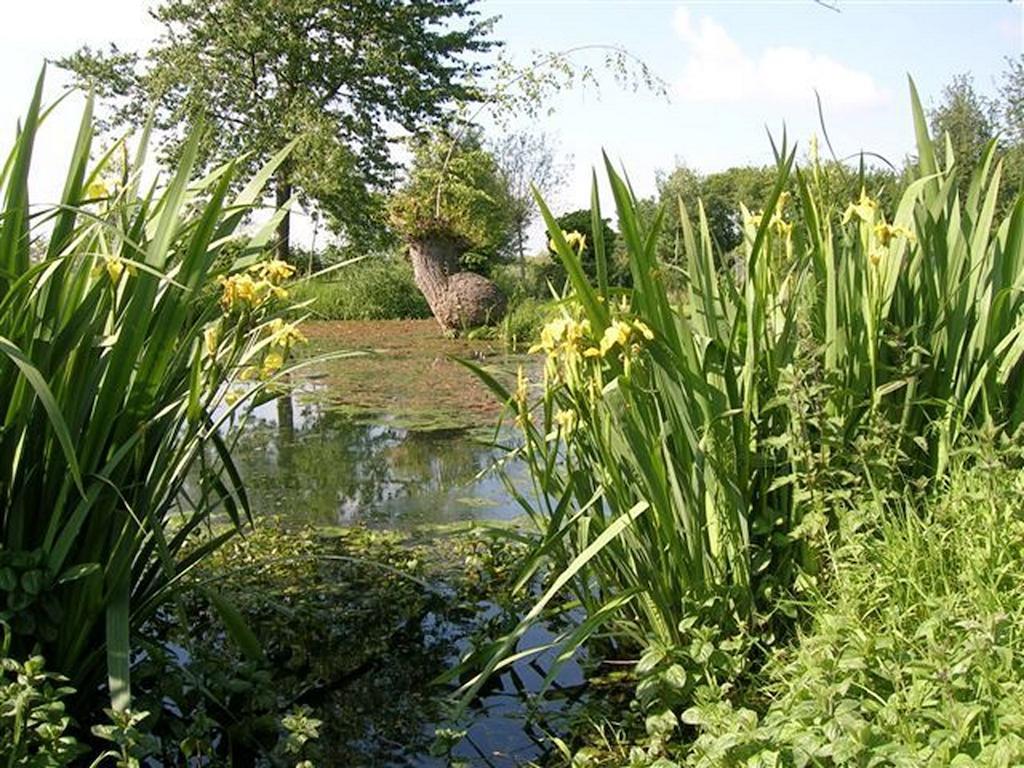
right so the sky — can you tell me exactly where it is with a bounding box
[0,0,1021,245]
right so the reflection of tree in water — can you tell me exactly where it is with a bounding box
[386,428,493,493]
[232,394,500,526]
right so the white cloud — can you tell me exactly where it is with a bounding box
[672,7,888,110]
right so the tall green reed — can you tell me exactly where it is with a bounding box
[802,80,1024,475]
[0,73,301,712]
[459,78,1024,708]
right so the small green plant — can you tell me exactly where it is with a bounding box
[91,709,157,768]
[275,705,322,763]
[0,627,84,766]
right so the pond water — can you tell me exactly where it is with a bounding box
[229,391,532,529]
[226,319,537,529]
[223,320,583,767]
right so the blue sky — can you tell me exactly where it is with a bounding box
[479,0,1023,210]
[0,1,1020,242]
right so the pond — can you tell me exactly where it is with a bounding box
[227,319,536,528]
[223,320,584,767]
[230,394,532,529]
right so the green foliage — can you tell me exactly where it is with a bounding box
[655,164,778,256]
[930,73,997,178]
[492,256,569,299]
[500,296,559,351]
[683,459,1024,767]
[929,61,1024,213]
[91,709,158,767]
[0,76,299,714]
[0,635,84,767]
[58,0,497,251]
[389,127,515,263]
[462,79,1024,744]
[288,258,432,320]
[547,208,621,282]
[122,521,525,764]
[999,55,1024,147]
[653,161,901,260]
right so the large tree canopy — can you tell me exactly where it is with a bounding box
[60,0,498,260]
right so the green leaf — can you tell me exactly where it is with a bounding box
[204,589,264,663]
[0,335,84,494]
[106,576,131,712]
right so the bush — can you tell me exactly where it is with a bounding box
[684,459,1024,766]
[501,297,559,351]
[288,258,431,320]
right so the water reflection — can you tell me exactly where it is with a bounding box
[318,605,587,768]
[228,390,530,528]
[443,622,588,767]
[217,343,583,766]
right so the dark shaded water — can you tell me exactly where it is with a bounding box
[331,610,587,768]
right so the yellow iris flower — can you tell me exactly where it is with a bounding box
[842,190,879,225]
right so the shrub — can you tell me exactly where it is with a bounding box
[684,459,1024,766]
[288,258,431,320]
[491,257,569,301]
[501,296,559,351]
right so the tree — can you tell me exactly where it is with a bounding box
[546,208,620,283]
[655,164,778,257]
[998,55,1024,210]
[389,127,515,272]
[999,55,1024,147]
[929,74,996,183]
[490,130,567,277]
[389,127,511,331]
[59,0,498,263]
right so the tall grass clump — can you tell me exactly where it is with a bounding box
[287,257,431,320]
[461,78,1024,740]
[799,79,1024,477]
[0,75,303,714]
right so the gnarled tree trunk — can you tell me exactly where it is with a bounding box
[408,237,507,333]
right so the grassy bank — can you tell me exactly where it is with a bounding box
[288,258,432,321]
[682,457,1024,766]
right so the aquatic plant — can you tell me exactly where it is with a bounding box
[460,78,1024,742]
[0,73,300,713]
